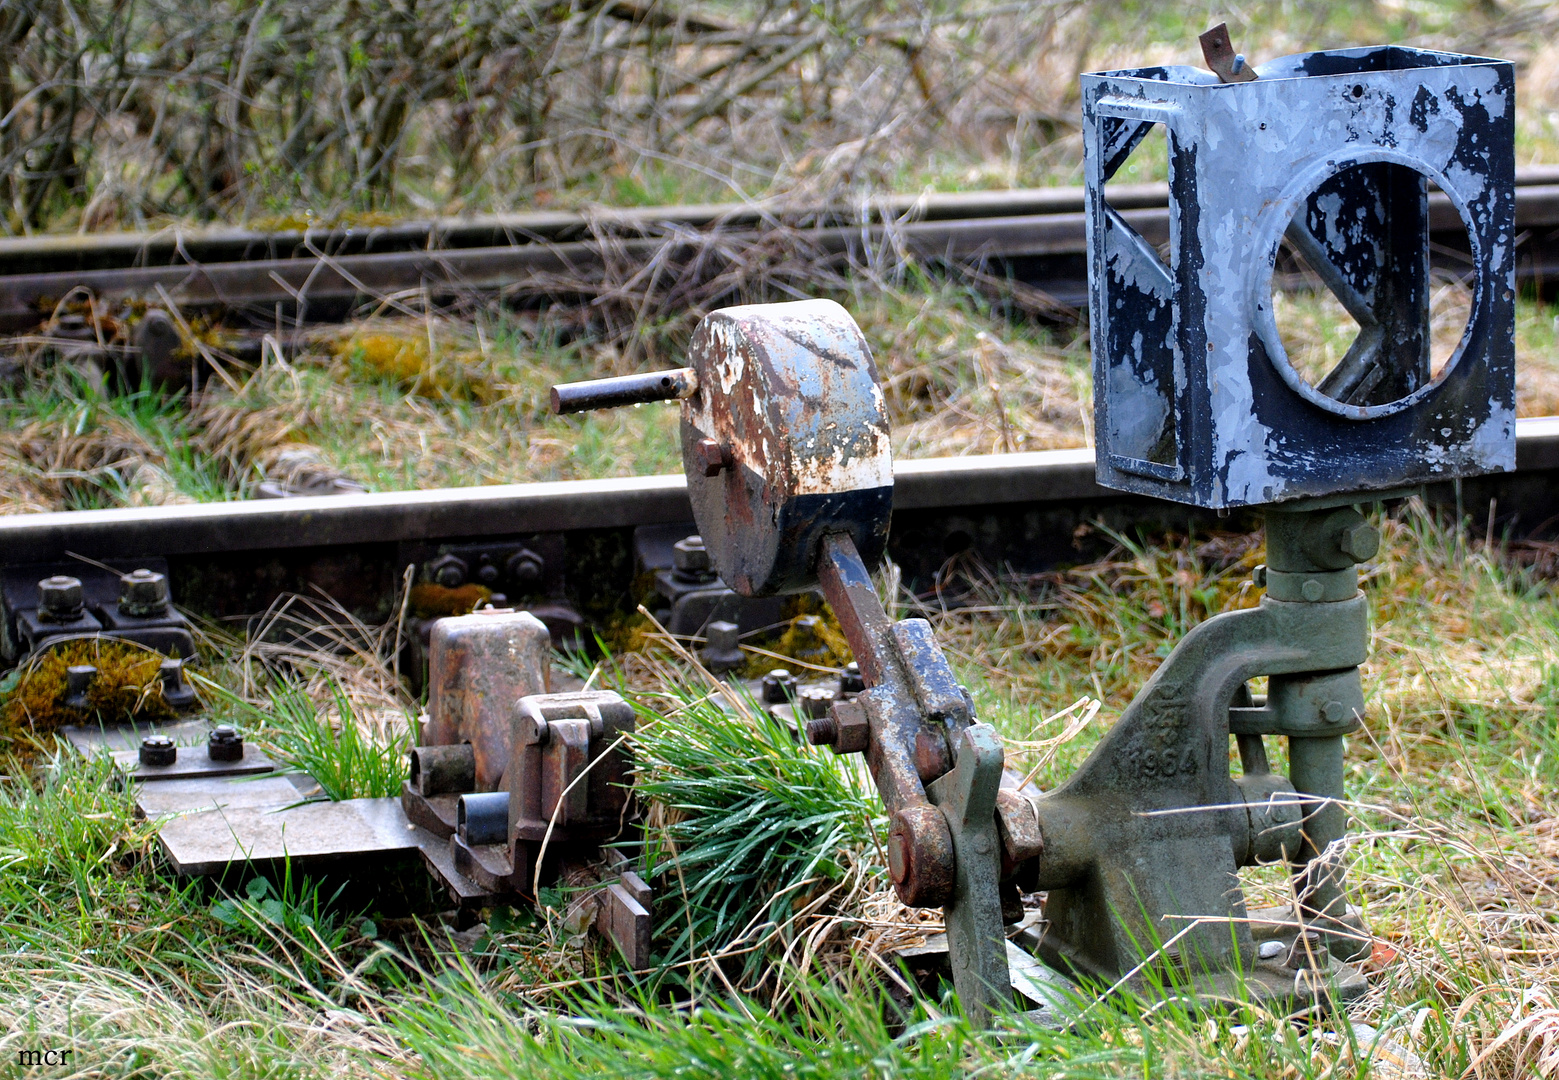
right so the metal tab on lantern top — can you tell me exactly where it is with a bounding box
[681,298,894,596]
[1081,45,1516,509]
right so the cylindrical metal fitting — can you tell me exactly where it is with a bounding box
[63,665,97,710]
[139,735,176,767]
[410,743,478,795]
[207,724,243,761]
[838,661,865,695]
[761,668,796,704]
[119,568,170,617]
[551,367,698,414]
[38,575,84,622]
[456,790,511,846]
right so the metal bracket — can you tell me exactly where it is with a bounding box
[925,723,1010,1025]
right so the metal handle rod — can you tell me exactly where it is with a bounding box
[550,367,698,415]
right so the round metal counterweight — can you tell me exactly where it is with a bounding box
[207,725,243,762]
[681,299,893,596]
[140,735,177,767]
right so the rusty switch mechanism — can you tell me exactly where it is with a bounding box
[551,298,1015,1022]
[402,608,652,966]
[541,37,1517,1024]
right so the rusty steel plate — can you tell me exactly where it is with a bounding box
[681,299,893,596]
[154,795,432,875]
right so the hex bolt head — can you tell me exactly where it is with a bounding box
[38,575,84,621]
[118,568,170,617]
[838,661,865,695]
[1252,564,1267,589]
[672,535,713,576]
[139,734,176,767]
[429,554,468,588]
[700,619,745,673]
[506,549,544,589]
[1301,579,1324,602]
[761,668,796,704]
[799,685,835,720]
[1339,522,1380,563]
[695,438,732,478]
[1322,699,1350,724]
[207,724,244,762]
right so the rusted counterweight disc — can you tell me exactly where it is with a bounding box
[681,299,893,596]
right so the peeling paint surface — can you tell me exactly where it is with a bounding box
[1082,45,1516,508]
[682,299,894,595]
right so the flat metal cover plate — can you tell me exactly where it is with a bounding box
[154,794,429,875]
[135,774,319,817]
[62,718,212,753]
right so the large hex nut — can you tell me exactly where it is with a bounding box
[38,575,84,622]
[887,804,955,907]
[119,568,171,617]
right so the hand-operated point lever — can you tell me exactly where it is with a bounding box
[551,367,698,415]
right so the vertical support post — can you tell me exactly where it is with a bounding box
[1263,503,1377,959]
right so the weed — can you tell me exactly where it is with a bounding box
[624,676,883,987]
[216,677,410,800]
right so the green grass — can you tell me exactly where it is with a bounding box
[4,509,1559,1075]
[211,677,411,801]
[626,681,882,985]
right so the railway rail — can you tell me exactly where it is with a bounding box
[3,417,1557,633]
[2,166,1559,330]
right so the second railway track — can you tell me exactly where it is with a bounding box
[3,167,1559,330]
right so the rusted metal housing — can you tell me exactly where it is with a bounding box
[421,609,552,791]
[1083,46,1516,507]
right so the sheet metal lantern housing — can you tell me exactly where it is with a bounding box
[1082,46,1516,509]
